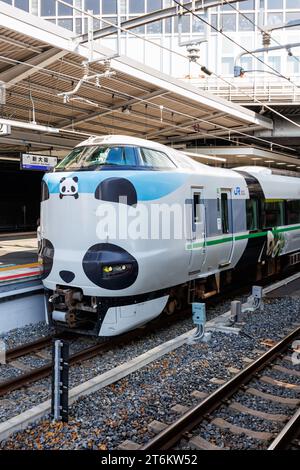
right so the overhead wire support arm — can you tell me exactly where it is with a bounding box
[234,43,300,77]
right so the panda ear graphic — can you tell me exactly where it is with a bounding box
[60,177,66,183]
[73,176,78,183]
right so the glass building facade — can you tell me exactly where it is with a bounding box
[2,0,300,80]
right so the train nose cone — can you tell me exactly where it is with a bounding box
[59,270,75,283]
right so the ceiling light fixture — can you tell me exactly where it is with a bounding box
[184,151,226,162]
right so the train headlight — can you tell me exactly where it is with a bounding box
[102,263,132,278]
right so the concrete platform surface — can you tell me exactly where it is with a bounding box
[266,277,300,298]
[0,235,38,267]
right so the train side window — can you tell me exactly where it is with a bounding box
[262,200,284,228]
[138,147,176,168]
[287,200,300,225]
[193,192,202,224]
[246,199,259,230]
[124,147,137,165]
[221,193,229,234]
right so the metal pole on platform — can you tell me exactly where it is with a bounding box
[51,339,69,422]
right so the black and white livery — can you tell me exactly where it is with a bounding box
[40,135,300,336]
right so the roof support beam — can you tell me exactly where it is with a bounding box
[146,112,226,139]
[0,48,66,89]
[0,2,273,132]
[160,125,262,144]
[58,89,169,128]
[0,129,79,150]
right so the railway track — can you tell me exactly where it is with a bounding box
[0,308,193,397]
[141,326,300,451]
[1,271,299,399]
[6,336,53,362]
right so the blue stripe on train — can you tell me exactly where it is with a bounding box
[43,171,186,201]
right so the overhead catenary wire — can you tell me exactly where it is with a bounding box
[224,0,300,67]
[2,53,295,153]
[171,0,300,133]
[52,1,300,150]
[0,1,298,154]
[172,0,300,88]
[2,0,299,142]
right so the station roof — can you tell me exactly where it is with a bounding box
[0,2,273,157]
[186,146,300,171]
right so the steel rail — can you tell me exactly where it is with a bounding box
[0,308,191,397]
[6,336,53,362]
[141,326,300,450]
[268,408,300,450]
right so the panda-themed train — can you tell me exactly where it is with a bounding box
[40,135,300,336]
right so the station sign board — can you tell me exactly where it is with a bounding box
[21,153,57,171]
[0,123,11,135]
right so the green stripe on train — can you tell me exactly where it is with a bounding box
[186,224,300,250]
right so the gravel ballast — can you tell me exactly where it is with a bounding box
[0,295,299,450]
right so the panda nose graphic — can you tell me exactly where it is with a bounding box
[59,270,75,283]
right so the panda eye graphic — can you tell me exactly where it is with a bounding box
[62,186,66,192]
[71,186,76,192]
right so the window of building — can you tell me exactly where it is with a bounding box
[267,13,283,27]
[286,0,300,8]
[221,14,236,32]
[211,14,218,31]
[239,0,255,9]
[58,18,73,30]
[241,56,253,71]
[129,0,145,13]
[268,56,281,72]
[287,55,300,74]
[85,0,99,14]
[147,0,162,12]
[15,0,29,11]
[1,0,12,4]
[180,15,190,33]
[193,193,202,224]
[286,12,300,28]
[192,15,205,33]
[287,200,300,225]
[221,193,229,234]
[246,199,259,230]
[41,0,55,16]
[138,148,176,168]
[58,0,72,16]
[220,3,232,10]
[147,20,162,34]
[93,18,100,30]
[222,57,234,75]
[102,0,117,14]
[75,18,82,34]
[267,0,283,8]
[132,24,146,34]
[239,13,255,31]
[262,200,284,228]
[165,18,172,33]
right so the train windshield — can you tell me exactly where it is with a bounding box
[55,145,177,171]
[55,145,137,171]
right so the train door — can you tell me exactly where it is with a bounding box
[219,189,234,267]
[188,187,206,274]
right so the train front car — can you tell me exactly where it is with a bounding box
[39,135,191,336]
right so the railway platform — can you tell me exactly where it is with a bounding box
[0,233,44,333]
[0,234,40,285]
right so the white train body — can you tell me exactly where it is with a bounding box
[40,136,300,336]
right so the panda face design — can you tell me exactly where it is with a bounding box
[59,176,79,199]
